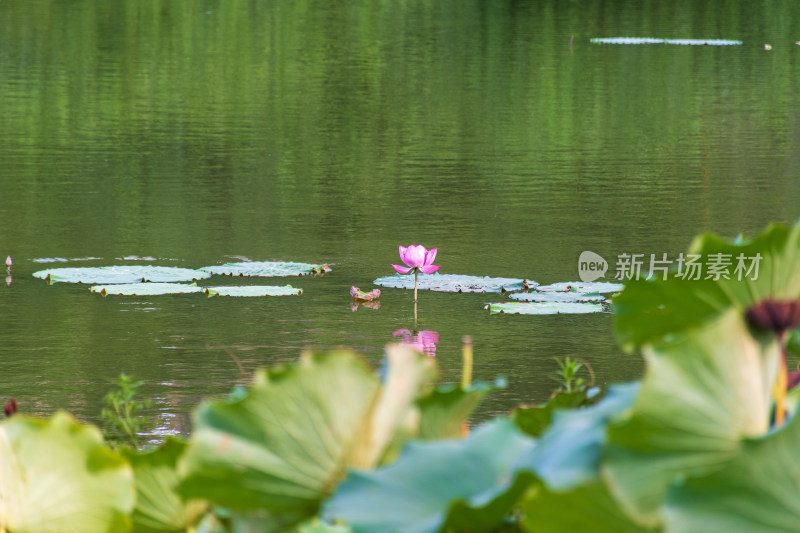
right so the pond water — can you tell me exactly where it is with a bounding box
[2,1,800,436]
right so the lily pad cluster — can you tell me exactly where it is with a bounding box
[479,282,617,315]
[487,281,623,315]
[373,272,623,315]
[32,261,326,298]
[373,273,536,293]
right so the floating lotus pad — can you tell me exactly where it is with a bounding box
[199,261,330,277]
[537,281,624,294]
[485,301,604,315]
[34,257,102,263]
[510,291,606,303]
[591,37,742,46]
[33,266,211,284]
[373,273,537,293]
[205,285,303,297]
[90,283,205,296]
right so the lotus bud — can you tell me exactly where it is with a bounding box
[745,299,800,334]
[4,398,17,417]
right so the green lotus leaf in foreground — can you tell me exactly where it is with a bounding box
[90,283,204,296]
[604,309,780,526]
[178,347,446,527]
[509,385,649,532]
[521,480,657,533]
[33,265,211,284]
[204,285,303,297]
[323,418,536,533]
[485,301,604,315]
[199,261,330,277]
[122,438,208,533]
[614,222,800,351]
[663,405,800,533]
[0,411,134,533]
[373,273,537,293]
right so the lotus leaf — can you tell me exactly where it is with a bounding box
[591,37,742,45]
[511,387,602,438]
[521,480,657,533]
[510,291,606,303]
[519,383,639,491]
[537,281,623,294]
[90,283,204,296]
[33,265,210,284]
[322,418,536,533]
[663,407,800,532]
[34,257,101,263]
[604,310,780,526]
[199,261,329,277]
[373,273,537,293]
[614,222,800,351]
[205,285,303,297]
[485,301,604,315]
[416,381,499,440]
[123,438,208,533]
[177,347,437,526]
[298,520,353,533]
[0,411,134,533]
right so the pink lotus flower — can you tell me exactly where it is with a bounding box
[392,245,440,275]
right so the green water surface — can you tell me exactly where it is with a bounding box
[1,1,799,435]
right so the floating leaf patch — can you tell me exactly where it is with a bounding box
[485,301,604,315]
[205,285,303,297]
[199,261,330,277]
[374,273,537,293]
[510,291,606,303]
[591,37,742,46]
[33,257,102,263]
[537,281,624,294]
[90,283,204,296]
[33,266,210,284]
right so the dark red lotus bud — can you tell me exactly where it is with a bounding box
[745,299,800,334]
[788,371,800,391]
[3,398,17,417]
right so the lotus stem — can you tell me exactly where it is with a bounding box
[775,332,788,427]
[414,269,418,303]
[461,336,473,389]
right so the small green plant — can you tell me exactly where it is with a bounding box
[100,373,152,449]
[552,356,588,393]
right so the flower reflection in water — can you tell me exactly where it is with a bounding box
[392,329,439,357]
[350,300,381,311]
